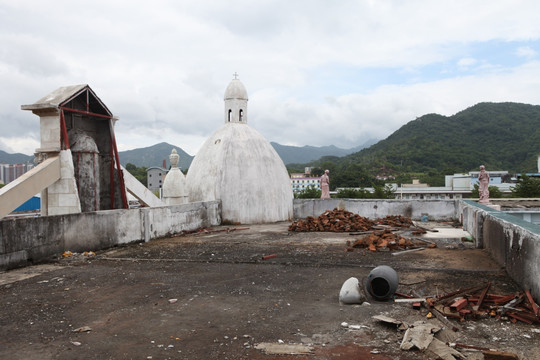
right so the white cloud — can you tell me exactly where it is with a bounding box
[457,57,478,68]
[516,46,538,58]
[2,0,540,156]
[0,136,39,155]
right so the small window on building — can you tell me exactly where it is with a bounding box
[149,174,152,177]
[228,109,232,122]
[239,109,243,121]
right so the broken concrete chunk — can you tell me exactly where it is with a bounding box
[72,326,92,333]
[339,277,366,304]
[372,315,402,325]
[400,321,441,351]
[426,338,467,360]
[254,342,314,355]
[372,315,409,331]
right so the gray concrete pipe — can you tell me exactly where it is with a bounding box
[366,265,399,301]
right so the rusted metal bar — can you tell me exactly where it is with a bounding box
[59,110,70,150]
[476,282,491,310]
[482,350,520,360]
[525,289,539,317]
[60,106,113,119]
[394,292,415,299]
[262,254,277,260]
[433,283,488,305]
[490,294,516,305]
[507,312,534,324]
[109,119,128,209]
[109,137,115,208]
[451,343,491,351]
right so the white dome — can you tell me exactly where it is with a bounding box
[186,123,293,224]
[224,79,248,100]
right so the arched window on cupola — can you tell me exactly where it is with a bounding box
[239,109,243,122]
[228,109,232,122]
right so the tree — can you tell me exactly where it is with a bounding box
[335,184,395,199]
[471,184,504,198]
[125,163,148,187]
[511,175,540,198]
[335,188,371,198]
[372,184,395,199]
[294,185,322,199]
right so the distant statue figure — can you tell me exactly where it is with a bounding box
[478,165,490,204]
[320,170,330,199]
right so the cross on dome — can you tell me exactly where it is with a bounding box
[233,72,239,80]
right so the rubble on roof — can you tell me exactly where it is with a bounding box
[289,208,375,232]
[396,282,540,325]
[289,208,435,252]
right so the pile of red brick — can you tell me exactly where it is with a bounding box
[288,208,375,232]
[348,229,427,252]
[375,215,415,228]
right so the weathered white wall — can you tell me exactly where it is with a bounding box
[462,200,540,300]
[0,201,220,270]
[293,199,460,221]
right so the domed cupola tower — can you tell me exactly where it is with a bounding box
[186,74,294,224]
[224,73,248,124]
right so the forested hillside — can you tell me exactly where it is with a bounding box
[298,102,540,188]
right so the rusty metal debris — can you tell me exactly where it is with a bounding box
[397,282,540,326]
[173,227,250,237]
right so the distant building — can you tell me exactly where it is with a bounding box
[336,171,516,200]
[147,167,167,192]
[395,171,514,199]
[0,163,34,185]
[290,173,321,193]
[394,177,468,200]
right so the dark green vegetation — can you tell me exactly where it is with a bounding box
[471,184,503,199]
[294,183,395,199]
[335,184,395,199]
[511,175,540,197]
[294,185,321,199]
[290,102,540,190]
[125,163,148,187]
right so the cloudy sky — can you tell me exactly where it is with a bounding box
[1,0,540,156]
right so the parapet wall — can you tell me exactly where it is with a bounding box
[293,199,460,221]
[0,201,221,270]
[462,200,540,300]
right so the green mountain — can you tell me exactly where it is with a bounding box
[118,142,194,170]
[0,150,33,164]
[0,140,376,170]
[270,139,377,165]
[310,102,540,184]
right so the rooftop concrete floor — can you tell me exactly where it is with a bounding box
[1,222,539,360]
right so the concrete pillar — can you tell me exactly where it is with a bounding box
[44,150,81,216]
